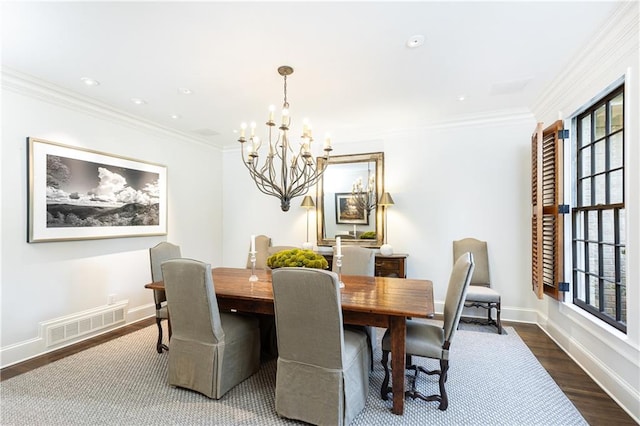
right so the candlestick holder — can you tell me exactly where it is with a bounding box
[335,254,345,288]
[249,251,258,282]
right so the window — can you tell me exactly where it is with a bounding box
[572,84,626,333]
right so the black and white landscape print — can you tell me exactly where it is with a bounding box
[46,155,160,228]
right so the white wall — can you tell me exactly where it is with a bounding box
[0,71,223,365]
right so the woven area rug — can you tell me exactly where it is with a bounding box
[0,324,587,425]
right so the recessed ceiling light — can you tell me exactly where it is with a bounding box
[406,35,425,48]
[170,114,182,119]
[178,87,193,95]
[80,77,100,86]
[130,98,147,105]
[458,95,466,101]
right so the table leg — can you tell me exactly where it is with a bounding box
[389,316,406,415]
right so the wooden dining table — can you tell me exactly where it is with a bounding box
[145,267,434,415]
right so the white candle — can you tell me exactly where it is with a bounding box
[336,237,342,256]
[353,225,357,236]
[251,235,256,253]
[324,133,331,150]
[268,105,275,122]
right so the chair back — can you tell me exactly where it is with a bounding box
[149,242,182,304]
[272,268,345,369]
[332,245,375,276]
[453,238,489,286]
[268,245,299,256]
[246,234,271,269]
[162,259,223,344]
[443,252,475,343]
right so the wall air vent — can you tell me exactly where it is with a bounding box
[41,301,128,347]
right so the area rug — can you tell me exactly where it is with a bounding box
[0,324,587,425]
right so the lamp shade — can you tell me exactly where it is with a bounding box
[301,195,315,209]
[378,192,395,206]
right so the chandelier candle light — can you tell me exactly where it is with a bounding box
[238,66,333,212]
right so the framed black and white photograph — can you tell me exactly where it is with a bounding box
[335,192,368,225]
[27,137,167,242]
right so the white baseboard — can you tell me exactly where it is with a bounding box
[0,303,156,369]
[538,311,640,424]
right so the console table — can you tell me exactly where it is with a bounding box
[319,253,408,278]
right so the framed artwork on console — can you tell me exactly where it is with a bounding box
[335,192,368,225]
[27,137,167,242]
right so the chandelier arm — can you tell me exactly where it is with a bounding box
[241,160,280,198]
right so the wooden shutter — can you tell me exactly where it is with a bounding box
[531,120,564,300]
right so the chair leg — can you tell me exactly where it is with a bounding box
[438,359,449,411]
[380,350,391,400]
[496,301,502,334]
[366,332,374,371]
[156,318,168,353]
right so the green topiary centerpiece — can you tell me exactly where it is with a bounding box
[267,248,329,270]
[359,231,376,239]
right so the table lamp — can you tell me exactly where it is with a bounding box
[378,192,395,256]
[301,195,315,250]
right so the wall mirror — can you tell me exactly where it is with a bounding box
[316,152,384,247]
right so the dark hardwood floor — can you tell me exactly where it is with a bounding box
[1,319,636,425]
[510,322,636,425]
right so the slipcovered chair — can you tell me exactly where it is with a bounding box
[453,238,502,334]
[162,258,260,399]
[332,245,375,276]
[245,238,296,361]
[381,252,475,411]
[246,234,271,269]
[149,241,182,353]
[332,245,376,369]
[271,268,369,425]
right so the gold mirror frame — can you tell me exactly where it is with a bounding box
[316,152,384,247]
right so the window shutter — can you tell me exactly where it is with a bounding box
[531,120,564,300]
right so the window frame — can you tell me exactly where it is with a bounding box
[571,83,626,333]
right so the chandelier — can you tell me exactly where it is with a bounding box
[351,165,376,218]
[238,65,332,212]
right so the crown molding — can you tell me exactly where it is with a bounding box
[1,66,223,151]
[531,1,639,122]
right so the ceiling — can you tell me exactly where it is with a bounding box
[1,1,621,149]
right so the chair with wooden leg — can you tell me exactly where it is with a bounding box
[380,252,474,411]
[149,241,181,353]
[453,237,502,334]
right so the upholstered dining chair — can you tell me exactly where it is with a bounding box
[246,234,271,269]
[245,237,297,361]
[380,252,475,411]
[453,238,502,334]
[149,241,182,353]
[162,258,260,399]
[332,245,376,369]
[271,268,370,425]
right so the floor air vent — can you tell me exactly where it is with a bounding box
[42,301,128,347]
